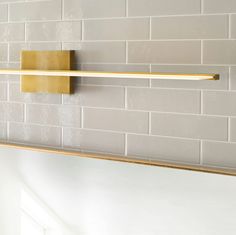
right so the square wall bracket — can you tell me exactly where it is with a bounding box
[21,50,72,94]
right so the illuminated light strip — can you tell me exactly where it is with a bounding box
[0,69,219,80]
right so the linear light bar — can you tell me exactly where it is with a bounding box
[4,50,219,94]
[0,69,219,80]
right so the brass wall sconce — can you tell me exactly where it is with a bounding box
[0,50,219,94]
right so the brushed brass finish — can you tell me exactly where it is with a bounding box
[21,51,72,94]
[0,141,235,176]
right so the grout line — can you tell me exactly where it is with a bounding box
[81,107,84,128]
[125,133,128,156]
[228,117,231,141]
[125,0,128,17]
[199,140,203,164]
[229,14,231,39]
[149,17,152,40]
[7,3,9,22]
[4,13,236,23]
[200,90,203,114]
[61,127,64,147]
[124,87,128,109]
[5,60,236,67]
[228,66,231,90]
[61,0,64,20]
[148,112,151,135]
[200,0,204,14]
[81,20,84,41]
[125,41,128,64]
[200,40,203,64]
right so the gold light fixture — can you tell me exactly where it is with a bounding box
[0,50,219,94]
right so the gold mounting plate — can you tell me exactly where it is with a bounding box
[21,50,72,94]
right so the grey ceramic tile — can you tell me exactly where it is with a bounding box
[64,0,126,19]
[151,65,229,90]
[230,118,236,142]
[81,64,150,87]
[0,43,8,62]
[63,42,126,63]
[26,104,81,127]
[0,4,7,22]
[230,15,236,39]
[152,15,228,39]
[204,0,236,13]
[230,66,236,90]
[203,91,236,116]
[0,82,7,101]
[128,0,200,16]
[0,23,24,41]
[9,0,61,21]
[203,40,236,64]
[83,108,149,134]
[9,42,62,62]
[127,134,200,163]
[63,85,125,108]
[151,113,228,141]
[127,88,200,113]
[202,141,236,168]
[26,21,82,41]
[128,41,201,64]
[0,122,7,140]
[9,123,61,147]
[84,18,149,40]
[63,128,125,155]
[0,102,24,122]
[9,83,62,104]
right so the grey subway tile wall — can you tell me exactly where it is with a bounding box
[63,85,125,108]
[151,15,228,39]
[83,108,149,134]
[203,40,236,64]
[127,134,200,163]
[0,122,7,140]
[9,0,62,21]
[128,41,201,64]
[203,0,236,13]
[0,23,24,41]
[84,18,149,40]
[26,21,82,41]
[127,88,201,113]
[63,128,125,155]
[0,43,8,61]
[0,0,236,169]
[128,0,200,16]
[9,123,61,147]
[0,4,7,22]
[63,0,126,19]
[151,113,228,141]
[230,118,236,142]
[203,91,236,116]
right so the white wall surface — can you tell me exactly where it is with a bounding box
[0,146,236,235]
